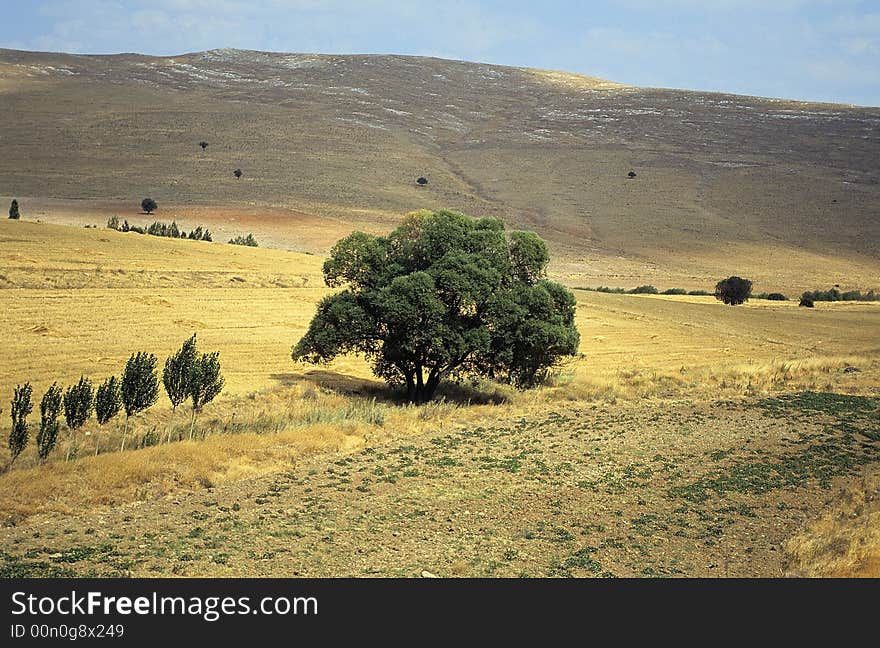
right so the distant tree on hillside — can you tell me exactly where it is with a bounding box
[199,141,209,150]
[9,199,20,219]
[37,383,63,463]
[233,169,242,179]
[416,177,428,186]
[141,198,157,214]
[714,276,752,306]
[799,296,815,308]
[8,383,33,469]
[120,352,159,451]
[627,171,637,179]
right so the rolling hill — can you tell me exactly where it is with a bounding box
[1,47,878,292]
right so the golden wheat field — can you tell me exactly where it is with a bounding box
[0,217,878,577]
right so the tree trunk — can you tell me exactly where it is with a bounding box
[189,408,197,440]
[166,405,177,444]
[424,367,442,403]
[415,365,425,403]
[404,370,415,403]
[120,415,129,452]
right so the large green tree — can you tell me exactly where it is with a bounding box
[292,210,580,402]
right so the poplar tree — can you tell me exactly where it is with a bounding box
[163,334,197,442]
[37,383,63,463]
[120,352,159,451]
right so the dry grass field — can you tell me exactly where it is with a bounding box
[0,219,878,577]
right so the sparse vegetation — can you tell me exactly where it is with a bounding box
[578,285,700,296]
[106,214,120,230]
[714,276,752,306]
[147,220,181,238]
[229,233,258,247]
[755,292,788,301]
[8,199,20,220]
[187,225,212,242]
[801,288,878,302]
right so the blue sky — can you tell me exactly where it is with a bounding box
[2,1,879,105]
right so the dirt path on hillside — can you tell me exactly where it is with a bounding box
[2,395,877,578]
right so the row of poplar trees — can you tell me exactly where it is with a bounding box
[6,334,223,469]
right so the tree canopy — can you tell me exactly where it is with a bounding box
[141,198,157,214]
[292,209,580,402]
[714,276,753,306]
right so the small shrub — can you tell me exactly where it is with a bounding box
[233,169,242,179]
[8,199,20,220]
[801,288,878,302]
[629,285,658,294]
[229,233,258,247]
[140,429,161,448]
[799,296,815,308]
[146,221,181,238]
[106,215,120,230]
[661,288,687,295]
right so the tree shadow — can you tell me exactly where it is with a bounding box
[270,369,510,406]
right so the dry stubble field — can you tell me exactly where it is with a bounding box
[0,219,878,577]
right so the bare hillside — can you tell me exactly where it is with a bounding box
[1,47,878,290]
